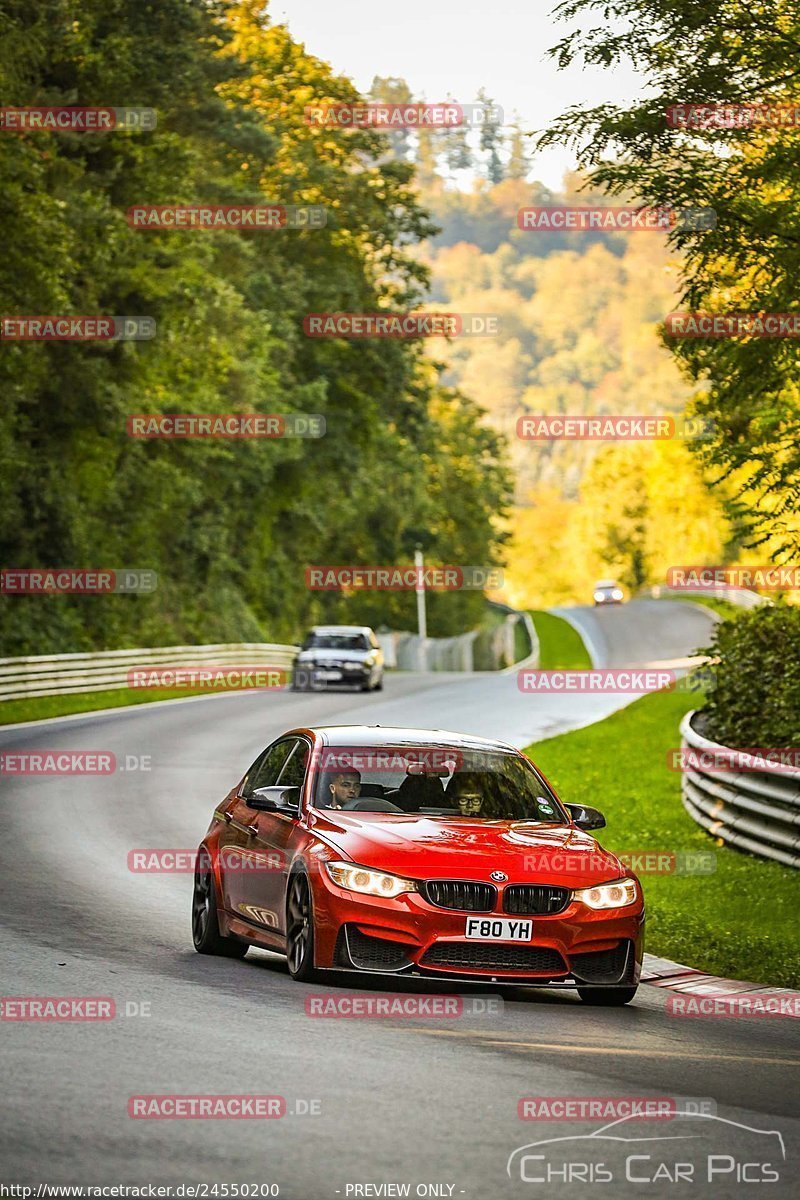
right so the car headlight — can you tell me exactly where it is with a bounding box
[574,877,639,909]
[593,591,605,602]
[612,589,623,600]
[325,860,418,898]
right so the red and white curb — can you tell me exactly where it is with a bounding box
[642,952,800,1015]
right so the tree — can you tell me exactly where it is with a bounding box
[507,115,532,180]
[443,112,473,177]
[477,88,505,185]
[0,0,511,652]
[369,75,414,162]
[538,0,800,560]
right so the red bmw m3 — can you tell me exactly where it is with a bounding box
[191,726,645,1004]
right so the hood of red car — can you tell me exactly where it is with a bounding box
[309,813,625,888]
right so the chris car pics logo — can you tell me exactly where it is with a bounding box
[507,1113,785,1185]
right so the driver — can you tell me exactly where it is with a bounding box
[323,768,361,809]
[448,771,484,817]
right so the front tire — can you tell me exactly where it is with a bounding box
[286,870,317,981]
[192,855,248,958]
[292,668,310,692]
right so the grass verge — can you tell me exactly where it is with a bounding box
[529,610,592,669]
[526,686,800,988]
[654,593,743,621]
[0,686,237,726]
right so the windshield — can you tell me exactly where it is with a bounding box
[304,633,369,651]
[311,745,567,822]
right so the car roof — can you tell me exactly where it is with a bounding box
[309,625,373,635]
[289,724,521,753]
[594,580,618,588]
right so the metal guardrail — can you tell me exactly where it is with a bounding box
[680,710,800,869]
[649,585,769,608]
[377,607,538,672]
[2,603,537,701]
[0,643,299,701]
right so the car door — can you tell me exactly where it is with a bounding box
[218,738,296,930]
[240,736,311,935]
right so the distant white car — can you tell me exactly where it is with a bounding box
[593,580,624,606]
[292,625,384,692]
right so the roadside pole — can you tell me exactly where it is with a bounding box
[414,545,427,641]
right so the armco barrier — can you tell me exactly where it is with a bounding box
[377,608,538,673]
[680,710,800,869]
[0,643,299,702]
[649,585,769,608]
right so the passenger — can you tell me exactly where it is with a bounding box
[448,772,484,817]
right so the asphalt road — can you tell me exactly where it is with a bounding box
[549,597,715,668]
[1,600,798,1198]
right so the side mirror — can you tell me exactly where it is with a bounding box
[565,803,606,831]
[247,785,301,813]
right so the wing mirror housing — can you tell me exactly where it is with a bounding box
[565,803,606,831]
[247,785,301,813]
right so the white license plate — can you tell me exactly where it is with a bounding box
[465,916,533,942]
[316,669,342,680]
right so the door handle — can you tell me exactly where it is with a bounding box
[245,824,259,838]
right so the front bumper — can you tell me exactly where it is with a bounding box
[313,876,644,987]
[295,662,370,687]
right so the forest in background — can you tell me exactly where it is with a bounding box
[363,78,742,606]
[4,1,796,654]
[0,1,510,654]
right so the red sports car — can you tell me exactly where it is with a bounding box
[191,726,645,1004]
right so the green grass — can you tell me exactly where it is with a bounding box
[526,687,800,988]
[514,617,533,663]
[0,685,238,726]
[529,610,592,669]
[659,593,742,621]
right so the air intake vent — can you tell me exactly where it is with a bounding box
[422,880,496,912]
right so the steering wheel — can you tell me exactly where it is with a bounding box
[340,797,404,812]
